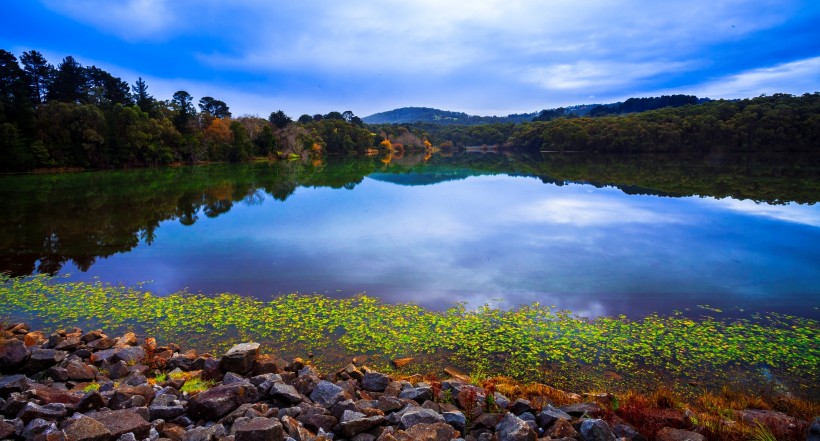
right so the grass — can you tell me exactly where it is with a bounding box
[180,377,215,394]
[82,382,101,392]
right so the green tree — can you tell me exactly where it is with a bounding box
[20,50,53,105]
[132,77,154,114]
[229,121,251,162]
[172,90,195,134]
[297,114,313,124]
[269,110,292,128]
[47,56,86,103]
[198,96,231,119]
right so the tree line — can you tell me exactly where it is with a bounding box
[0,49,378,172]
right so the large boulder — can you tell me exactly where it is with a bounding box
[336,410,385,437]
[399,407,445,430]
[536,405,572,428]
[495,412,536,441]
[309,380,346,408]
[65,416,113,441]
[0,374,31,398]
[655,427,706,441]
[0,338,30,372]
[90,409,151,439]
[220,343,260,375]
[579,419,616,441]
[23,349,66,373]
[270,382,302,404]
[362,372,390,392]
[233,417,284,441]
[187,383,258,421]
[17,402,67,423]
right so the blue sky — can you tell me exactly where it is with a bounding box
[3,0,820,118]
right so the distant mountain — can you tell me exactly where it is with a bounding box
[363,107,536,125]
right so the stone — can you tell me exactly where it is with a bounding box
[493,392,511,409]
[536,405,572,428]
[362,372,390,392]
[87,337,116,351]
[0,419,16,439]
[24,349,67,373]
[472,412,503,429]
[442,410,466,433]
[116,332,137,347]
[0,338,30,372]
[81,330,105,343]
[398,385,433,404]
[655,427,706,441]
[559,402,601,417]
[376,396,405,414]
[270,383,302,404]
[181,424,226,441]
[66,360,97,381]
[233,417,284,441]
[391,358,413,369]
[399,407,445,429]
[54,336,82,351]
[495,413,536,441]
[22,418,55,439]
[579,419,616,441]
[149,404,185,421]
[809,416,820,441]
[0,374,31,397]
[220,343,260,375]
[77,391,106,412]
[295,404,337,433]
[65,416,113,441]
[309,381,345,408]
[612,423,648,441]
[90,347,145,365]
[90,409,151,440]
[545,419,578,439]
[165,355,194,372]
[336,411,385,437]
[187,383,258,421]
[17,402,67,423]
[25,331,47,347]
[508,399,532,416]
[404,422,456,441]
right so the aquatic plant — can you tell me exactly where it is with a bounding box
[1,275,818,397]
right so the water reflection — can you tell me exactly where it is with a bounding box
[1,152,819,319]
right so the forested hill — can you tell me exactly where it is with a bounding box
[362,107,536,125]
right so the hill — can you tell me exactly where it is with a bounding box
[362,107,536,125]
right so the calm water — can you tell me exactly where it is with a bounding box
[2,153,819,319]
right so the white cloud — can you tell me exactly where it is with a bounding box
[513,197,684,226]
[41,0,178,41]
[684,56,820,99]
[701,198,820,227]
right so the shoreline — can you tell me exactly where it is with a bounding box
[2,322,819,441]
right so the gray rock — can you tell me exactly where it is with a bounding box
[17,402,67,423]
[579,419,616,441]
[295,404,337,433]
[309,381,345,408]
[24,349,67,373]
[442,410,466,433]
[165,355,194,372]
[398,385,433,404]
[508,399,532,416]
[0,374,31,398]
[495,412,536,441]
[336,412,385,437]
[66,360,97,381]
[22,418,55,439]
[809,416,820,441]
[655,427,706,441]
[187,383,258,421]
[269,383,302,404]
[376,396,404,414]
[362,372,390,392]
[493,392,511,409]
[77,391,106,412]
[405,422,457,441]
[233,417,284,441]
[220,343,260,375]
[149,405,186,421]
[116,433,137,441]
[91,347,145,365]
[65,416,112,441]
[0,419,16,439]
[559,402,600,418]
[181,424,227,441]
[536,405,572,428]
[0,339,30,372]
[613,423,648,441]
[90,409,152,440]
[399,407,445,429]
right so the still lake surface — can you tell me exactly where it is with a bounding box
[2,152,819,319]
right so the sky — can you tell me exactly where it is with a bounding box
[2,0,820,118]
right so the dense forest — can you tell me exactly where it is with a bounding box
[2,48,819,172]
[0,49,380,172]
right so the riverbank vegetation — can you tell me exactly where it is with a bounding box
[2,276,818,402]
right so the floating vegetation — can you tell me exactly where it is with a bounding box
[2,275,818,397]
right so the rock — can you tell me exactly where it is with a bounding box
[149,404,185,421]
[81,330,105,343]
[508,399,532,416]
[309,381,345,408]
[612,423,647,441]
[398,385,433,404]
[54,336,82,351]
[337,410,385,437]
[655,427,706,441]
[187,383,258,421]
[90,409,151,440]
[442,410,466,433]
[24,349,67,373]
[391,358,413,369]
[809,416,820,441]
[495,412,536,441]
[362,372,390,392]
[91,347,145,365]
[66,360,97,381]
[22,418,55,439]
[295,404,337,433]
[87,337,116,351]
[492,392,510,410]
[472,412,503,429]
[559,402,601,417]
[233,417,284,441]
[544,419,578,439]
[220,343,260,375]
[181,424,226,441]
[399,407,445,429]
[0,338,30,372]
[579,419,616,441]
[270,383,302,404]
[116,332,137,347]
[65,416,113,441]
[735,409,799,429]
[536,405,572,428]
[376,396,405,414]
[0,374,31,397]
[165,355,194,372]
[0,419,16,439]
[17,402,67,423]
[24,331,47,347]
[404,422,456,441]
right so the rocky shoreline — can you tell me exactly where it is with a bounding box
[1,324,818,441]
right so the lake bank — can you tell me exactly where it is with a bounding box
[2,320,819,441]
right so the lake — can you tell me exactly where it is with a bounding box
[2,151,819,320]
